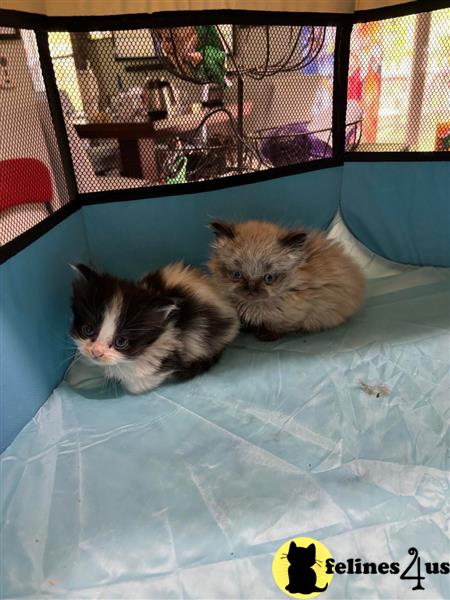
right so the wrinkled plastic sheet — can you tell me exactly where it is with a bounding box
[2,274,449,599]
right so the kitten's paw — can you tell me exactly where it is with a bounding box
[255,329,283,342]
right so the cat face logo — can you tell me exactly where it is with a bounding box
[272,537,334,598]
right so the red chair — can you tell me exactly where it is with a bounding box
[0,158,53,215]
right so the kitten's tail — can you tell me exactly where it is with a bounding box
[314,583,328,592]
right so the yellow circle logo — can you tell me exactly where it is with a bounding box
[272,537,334,598]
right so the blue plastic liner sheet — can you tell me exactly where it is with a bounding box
[1,274,449,599]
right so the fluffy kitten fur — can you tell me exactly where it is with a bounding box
[71,262,239,394]
[208,220,365,340]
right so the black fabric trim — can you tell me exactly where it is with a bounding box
[332,22,352,162]
[345,151,450,162]
[0,9,45,28]
[0,8,348,30]
[354,0,450,23]
[1,1,449,31]
[80,159,340,206]
[0,201,81,265]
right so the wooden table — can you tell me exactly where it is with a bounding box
[74,104,251,182]
[74,121,161,180]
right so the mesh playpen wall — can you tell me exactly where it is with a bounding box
[0,0,449,598]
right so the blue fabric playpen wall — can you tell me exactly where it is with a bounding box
[2,160,449,451]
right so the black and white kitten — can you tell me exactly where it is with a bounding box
[70,262,239,394]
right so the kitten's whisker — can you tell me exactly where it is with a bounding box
[65,353,83,369]
[111,364,128,394]
[51,337,79,350]
[63,357,83,378]
[58,348,79,367]
[56,351,79,371]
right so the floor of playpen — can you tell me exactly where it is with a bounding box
[2,271,449,599]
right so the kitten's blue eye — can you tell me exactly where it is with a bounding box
[231,271,242,281]
[264,273,274,285]
[81,324,95,338]
[114,336,128,350]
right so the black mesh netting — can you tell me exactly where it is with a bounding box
[349,8,450,152]
[1,13,448,247]
[49,25,341,193]
[0,30,69,245]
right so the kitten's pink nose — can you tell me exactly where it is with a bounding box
[91,342,108,358]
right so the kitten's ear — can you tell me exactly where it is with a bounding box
[279,230,307,252]
[70,263,98,281]
[289,541,297,551]
[209,220,236,240]
[307,544,316,557]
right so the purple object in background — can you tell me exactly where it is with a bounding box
[259,122,312,167]
[309,133,333,159]
[259,122,334,165]
[259,100,362,166]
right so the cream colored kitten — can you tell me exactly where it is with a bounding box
[208,220,365,340]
